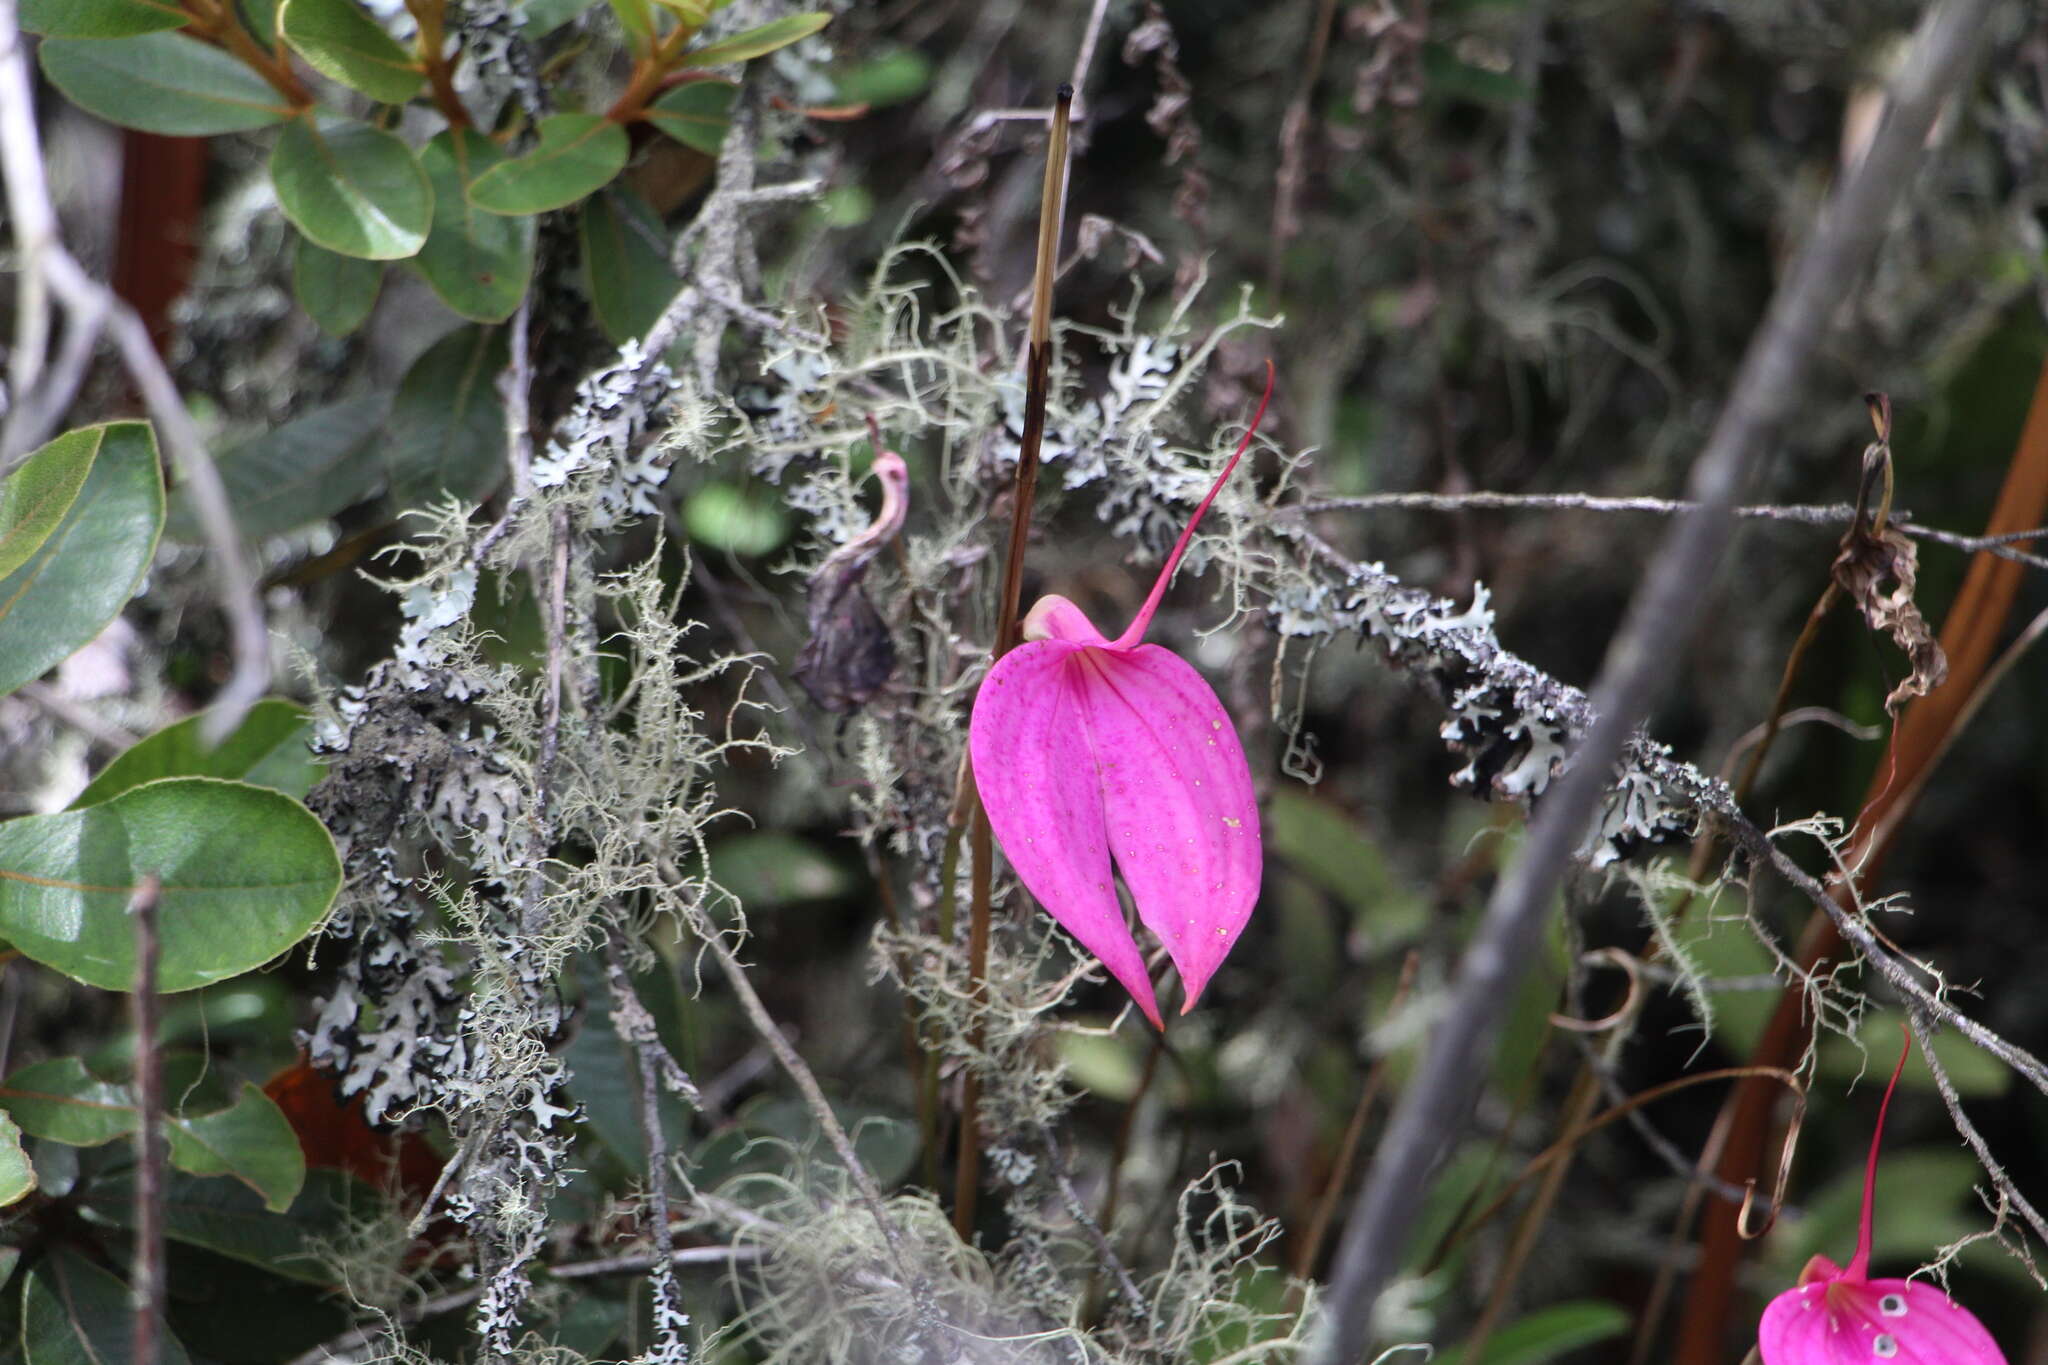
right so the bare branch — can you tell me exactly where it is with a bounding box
[0,1,268,743]
[1310,0,2000,1352]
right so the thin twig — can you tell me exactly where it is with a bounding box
[128,874,165,1365]
[17,682,141,751]
[603,939,699,1355]
[957,83,1074,1245]
[1308,0,1998,1352]
[667,870,909,1276]
[1036,1121,1152,1335]
[282,1247,759,1365]
[1297,493,2048,572]
[0,8,267,743]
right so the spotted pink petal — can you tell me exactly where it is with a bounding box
[1758,1276,2005,1364]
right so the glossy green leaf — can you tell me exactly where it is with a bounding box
[292,237,383,337]
[0,422,163,699]
[0,777,341,993]
[644,79,734,153]
[386,325,508,510]
[270,116,432,261]
[164,1083,306,1212]
[412,129,535,322]
[0,1058,137,1146]
[39,34,290,135]
[277,0,422,103]
[467,113,628,215]
[169,395,388,542]
[0,425,96,581]
[82,1168,367,1285]
[19,0,189,38]
[1455,1302,1628,1365]
[677,11,828,67]
[580,186,679,344]
[0,1114,32,1207]
[76,700,320,808]
[23,1250,192,1365]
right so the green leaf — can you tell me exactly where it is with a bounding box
[579,187,680,344]
[0,1114,36,1208]
[0,425,96,581]
[292,237,383,337]
[0,422,163,700]
[19,0,189,38]
[644,79,734,153]
[677,11,829,67]
[82,1168,368,1285]
[518,0,597,36]
[23,1250,192,1365]
[467,113,628,215]
[605,0,654,55]
[0,777,341,993]
[163,1247,355,1365]
[1454,1302,1629,1365]
[239,0,280,46]
[38,34,290,135]
[76,700,320,808]
[683,481,788,555]
[168,395,389,542]
[164,1083,306,1212]
[277,0,422,103]
[830,47,930,109]
[412,129,535,323]
[386,325,508,510]
[270,116,432,261]
[0,1058,138,1147]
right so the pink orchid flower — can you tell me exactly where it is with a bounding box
[1758,1032,2007,1365]
[968,368,1274,1028]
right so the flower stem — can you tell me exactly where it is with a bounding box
[953,84,1072,1245]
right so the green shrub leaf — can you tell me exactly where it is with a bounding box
[0,777,341,993]
[271,116,432,260]
[76,699,321,807]
[412,128,535,322]
[1454,1302,1629,1365]
[19,0,189,39]
[82,1168,367,1284]
[644,80,734,154]
[39,34,290,134]
[0,1114,32,1208]
[0,422,162,699]
[277,0,423,103]
[580,186,679,344]
[24,1250,192,1365]
[677,12,828,67]
[386,325,509,510]
[0,424,97,581]
[293,236,383,337]
[467,113,628,215]
[0,1058,136,1146]
[168,395,389,541]
[163,1083,306,1211]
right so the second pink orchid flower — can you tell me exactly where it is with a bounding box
[969,367,1274,1028]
